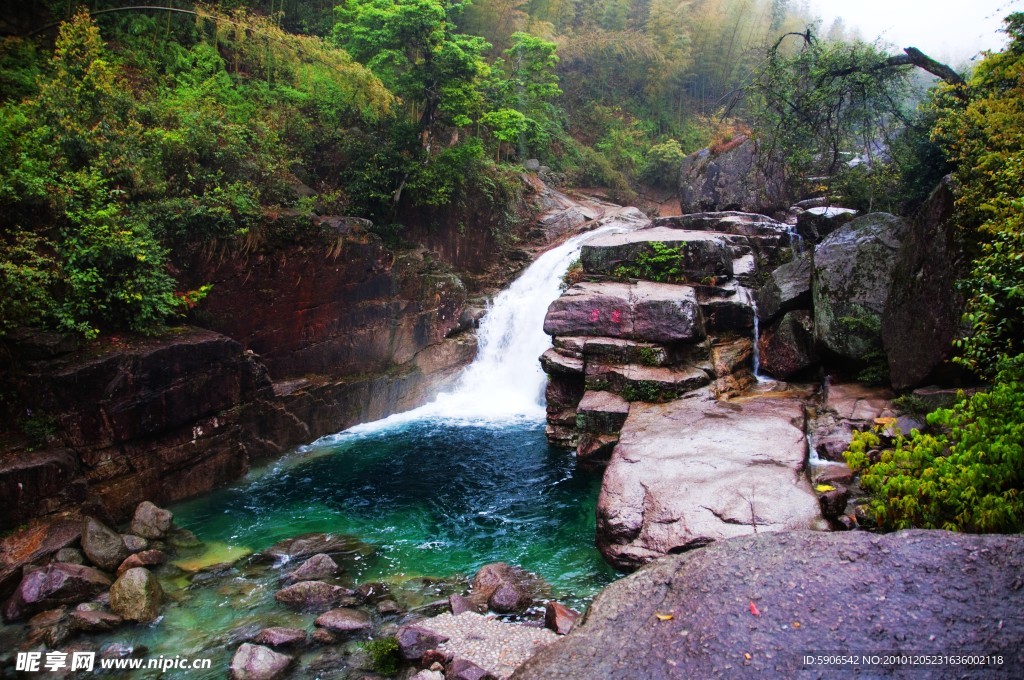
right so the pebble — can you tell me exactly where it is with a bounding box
[416,612,558,679]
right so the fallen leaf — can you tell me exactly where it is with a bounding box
[749,601,760,617]
[815,484,836,493]
[874,417,897,426]
[744,653,752,660]
[792,621,801,628]
[655,612,674,621]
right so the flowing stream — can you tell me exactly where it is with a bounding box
[88,225,629,675]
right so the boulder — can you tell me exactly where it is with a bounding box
[470,563,544,613]
[586,363,710,402]
[818,486,850,521]
[653,211,790,238]
[313,607,372,634]
[544,601,580,635]
[274,581,351,612]
[574,391,630,434]
[812,213,909,362]
[26,607,72,647]
[129,501,173,539]
[796,205,857,242]
[396,624,450,661]
[596,393,823,571]
[758,310,818,380]
[579,228,733,280]
[0,517,82,601]
[488,582,530,614]
[3,563,112,622]
[54,548,84,565]
[109,567,163,623]
[260,533,369,562]
[69,608,123,632]
[882,177,968,388]
[230,643,293,680]
[284,553,338,583]
[755,253,812,324]
[121,535,149,553]
[710,338,753,378]
[355,581,390,603]
[253,627,307,648]
[544,282,705,344]
[677,136,789,215]
[80,517,129,572]
[116,549,166,577]
[511,531,1024,679]
[698,294,754,333]
[449,594,478,615]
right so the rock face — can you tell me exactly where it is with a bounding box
[3,563,112,622]
[812,213,909,362]
[109,567,163,623]
[579,228,733,280]
[882,177,967,388]
[796,205,857,242]
[758,310,817,380]
[755,254,812,324]
[543,282,705,343]
[596,392,823,571]
[678,136,789,215]
[230,643,293,680]
[81,517,129,572]
[512,531,1024,679]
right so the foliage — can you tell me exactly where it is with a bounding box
[620,380,675,402]
[613,241,687,283]
[561,257,585,289]
[845,355,1024,533]
[362,637,401,676]
[639,139,686,187]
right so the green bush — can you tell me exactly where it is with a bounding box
[613,241,687,283]
[639,139,685,187]
[845,355,1024,532]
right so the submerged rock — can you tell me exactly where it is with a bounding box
[253,627,307,648]
[274,580,352,612]
[260,533,370,563]
[313,607,372,634]
[283,553,338,583]
[512,531,1024,679]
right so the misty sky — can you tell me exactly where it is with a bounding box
[809,0,1020,63]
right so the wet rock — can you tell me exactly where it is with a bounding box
[471,563,530,607]
[0,518,81,602]
[54,548,84,565]
[109,567,163,623]
[115,549,166,577]
[3,563,112,622]
[576,433,618,470]
[818,486,850,521]
[396,624,450,661]
[449,658,497,680]
[654,211,791,238]
[167,528,203,550]
[310,629,338,645]
[575,391,629,434]
[698,294,754,333]
[449,594,478,615]
[579,228,733,280]
[813,213,909,362]
[253,627,307,648]
[274,581,352,612]
[230,643,293,680]
[488,582,530,614]
[81,517,130,572]
[121,535,149,553]
[284,553,338,583]
[512,531,1024,679]
[376,599,402,616]
[27,607,72,647]
[796,205,857,242]
[544,602,579,635]
[544,282,705,344]
[755,253,812,324]
[260,533,369,563]
[129,502,173,540]
[597,393,823,571]
[813,464,855,486]
[758,310,818,380]
[538,348,584,376]
[355,581,390,603]
[99,642,146,659]
[677,136,790,215]
[69,609,123,633]
[313,607,372,635]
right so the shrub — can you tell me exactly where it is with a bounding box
[613,241,687,283]
[362,637,401,676]
[845,355,1024,532]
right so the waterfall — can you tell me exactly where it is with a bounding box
[343,223,630,433]
[737,286,770,383]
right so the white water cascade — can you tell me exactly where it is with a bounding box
[343,223,630,434]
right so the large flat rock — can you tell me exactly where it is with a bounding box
[580,228,733,279]
[513,531,1024,679]
[543,282,704,343]
[596,393,823,571]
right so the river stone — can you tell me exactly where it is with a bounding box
[488,582,530,614]
[812,213,909,362]
[511,531,1024,679]
[544,601,579,635]
[544,281,705,343]
[397,624,450,661]
[274,580,351,612]
[355,581,390,603]
[450,658,497,680]
[3,563,112,622]
[313,607,371,634]
[109,567,163,623]
[130,501,173,539]
[80,517,128,572]
[755,253,812,324]
[449,594,479,615]
[596,392,824,571]
[677,136,790,215]
[54,548,84,565]
[116,549,166,577]
[253,627,307,648]
[261,533,368,562]
[69,608,123,632]
[579,228,733,280]
[758,310,818,380]
[121,535,149,553]
[26,607,71,647]
[284,553,338,583]
[230,643,293,680]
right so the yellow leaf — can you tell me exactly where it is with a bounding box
[815,484,836,493]
[654,612,674,621]
[744,653,752,660]
[874,417,897,426]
